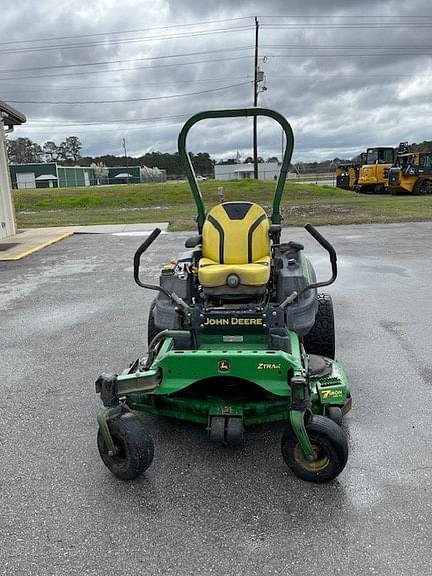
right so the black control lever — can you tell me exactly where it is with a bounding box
[133,228,190,312]
[280,224,338,309]
[304,223,337,288]
[133,228,169,295]
[134,228,161,264]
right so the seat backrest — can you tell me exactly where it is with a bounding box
[202,202,270,264]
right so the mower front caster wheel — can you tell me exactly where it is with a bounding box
[97,413,154,480]
[281,415,348,483]
[208,416,244,446]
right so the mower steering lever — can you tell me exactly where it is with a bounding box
[280,225,338,307]
[133,228,191,313]
[133,228,170,297]
[303,223,337,289]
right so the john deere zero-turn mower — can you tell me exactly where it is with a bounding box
[95,108,352,483]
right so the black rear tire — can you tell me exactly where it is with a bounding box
[303,293,335,359]
[281,415,348,482]
[97,413,154,480]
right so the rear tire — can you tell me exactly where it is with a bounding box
[281,415,348,482]
[97,413,154,480]
[303,293,335,359]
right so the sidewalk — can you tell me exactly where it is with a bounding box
[0,222,168,261]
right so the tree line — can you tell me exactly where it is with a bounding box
[7,136,83,165]
[6,136,278,176]
[3,136,346,176]
[9,134,432,177]
[6,136,215,176]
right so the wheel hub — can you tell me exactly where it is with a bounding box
[293,441,330,471]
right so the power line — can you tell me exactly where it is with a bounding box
[263,43,432,49]
[15,106,254,131]
[7,67,430,91]
[0,55,253,81]
[1,75,250,93]
[16,122,187,134]
[0,25,253,56]
[7,22,432,57]
[258,14,432,16]
[16,46,432,77]
[15,122,188,134]
[6,45,428,80]
[18,104,255,128]
[4,15,432,48]
[267,73,432,78]
[4,14,432,49]
[0,16,253,45]
[0,46,253,74]
[262,23,432,29]
[28,113,191,125]
[265,52,432,57]
[8,80,252,104]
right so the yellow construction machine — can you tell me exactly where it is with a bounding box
[388,143,432,195]
[335,147,395,193]
[355,147,395,193]
[335,157,364,191]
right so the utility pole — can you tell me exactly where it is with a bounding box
[253,16,259,180]
[122,137,129,184]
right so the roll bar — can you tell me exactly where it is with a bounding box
[177,108,295,232]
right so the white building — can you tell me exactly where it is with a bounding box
[0,101,26,240]
[215,162,281,181]
[214,162,298,182]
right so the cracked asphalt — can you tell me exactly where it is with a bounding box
[1,222,432,575]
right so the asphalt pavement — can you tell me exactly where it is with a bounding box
[1,222,432,576]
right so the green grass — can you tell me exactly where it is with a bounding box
[14,180,432,230]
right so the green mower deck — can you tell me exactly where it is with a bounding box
[97,335,350,427]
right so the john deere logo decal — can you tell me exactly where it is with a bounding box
[218,360,230,372]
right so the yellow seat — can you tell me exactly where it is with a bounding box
[198,202,271,288]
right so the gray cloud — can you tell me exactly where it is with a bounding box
[3,0,432,162]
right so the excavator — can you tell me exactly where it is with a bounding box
[388,142,432,195]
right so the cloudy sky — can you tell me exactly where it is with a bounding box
[2,0,432,162]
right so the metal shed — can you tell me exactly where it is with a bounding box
[107,166,141,184]
[9,163,94,189]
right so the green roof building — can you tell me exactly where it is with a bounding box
[9,163,166,189]
[9,163,95,189]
